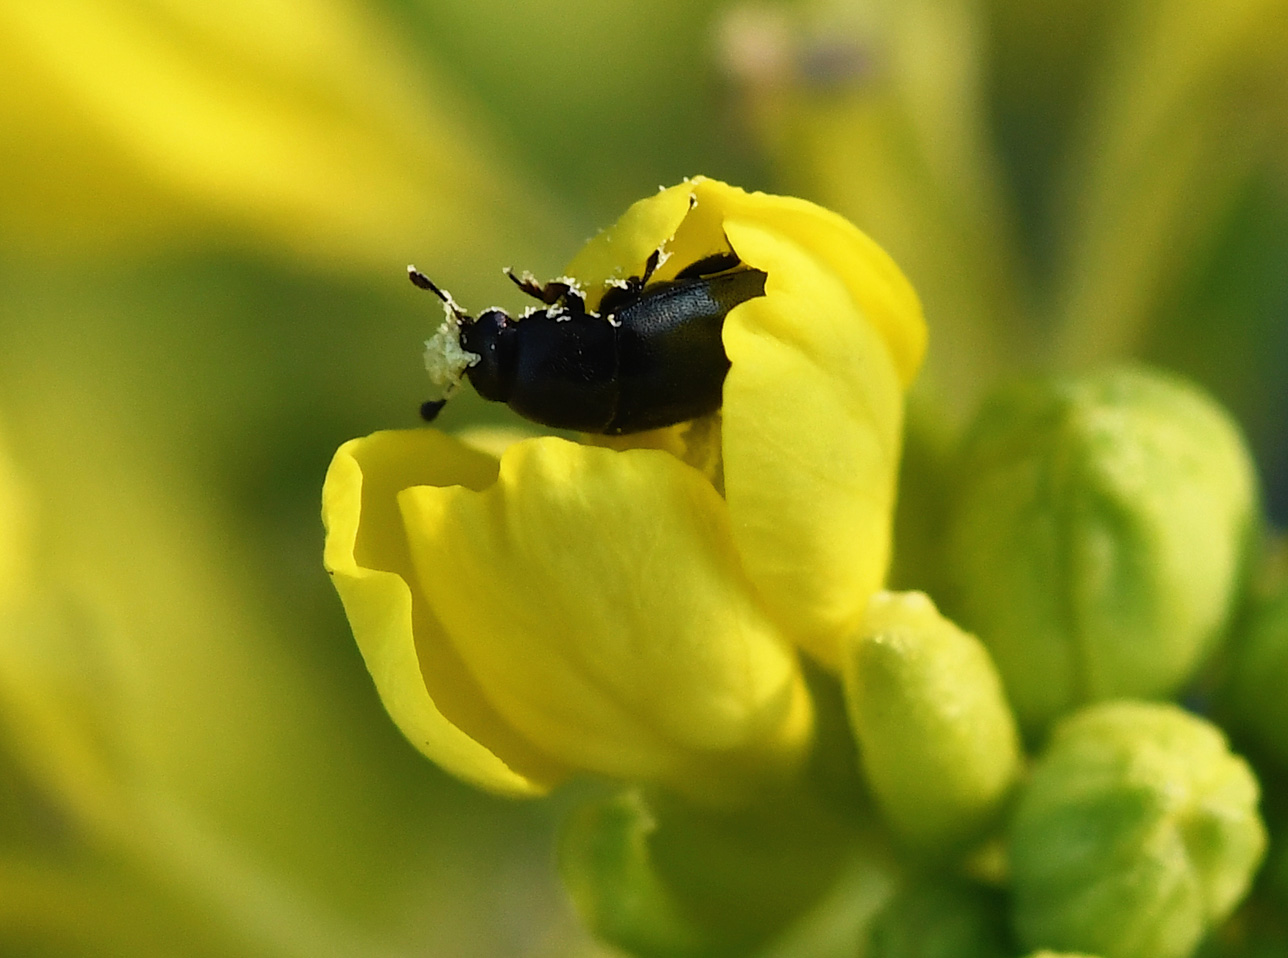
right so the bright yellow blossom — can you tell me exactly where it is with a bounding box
[0,0,562,269]
[323,178,925,799]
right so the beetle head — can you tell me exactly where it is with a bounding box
[459,309,517,403]
[411,266,482,404]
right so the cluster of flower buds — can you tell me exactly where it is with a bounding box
[324,182,1283,958]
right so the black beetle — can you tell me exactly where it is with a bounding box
[410,248,767,434]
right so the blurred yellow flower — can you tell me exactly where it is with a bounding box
[0,398,451,957]
[0,0,564,271]
[323,179,925,799]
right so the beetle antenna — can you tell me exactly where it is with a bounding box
[408,265,444,296]
[408,265,471,323]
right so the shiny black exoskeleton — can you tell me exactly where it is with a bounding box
[411,250,767,434]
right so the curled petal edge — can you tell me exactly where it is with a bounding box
[323,432,555,797]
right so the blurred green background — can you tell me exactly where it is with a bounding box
[0,0,1285,955]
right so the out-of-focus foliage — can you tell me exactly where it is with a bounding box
[718,0,1288,519]
[2,0,1287,955]
[0,429,28,610]
[1222,578,1288,769]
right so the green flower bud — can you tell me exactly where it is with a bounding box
[867,879,1012,958]
[1010,701,1266,958]
[560,787,855,958]
[842,591,1023,854]
[947,366,1258,732]
[560,791,707,958]
[1223,585,1288,767]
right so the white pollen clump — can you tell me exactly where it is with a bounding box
[422,304,479,400]
[553,275,586,299]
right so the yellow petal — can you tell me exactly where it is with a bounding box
[708,183,923,667]
[721,215,915,667]
[582,414,726,493]
[563,182,696,303]
[699,179,926,386]
[322,430,562,797]
[560,179,925,667]
[398,436,811,799]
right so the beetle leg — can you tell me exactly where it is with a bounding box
[543,281,575,305]
[505,268,551,301]
[674,250,742,279]
[505,268,578,307]
[638,247,661,286]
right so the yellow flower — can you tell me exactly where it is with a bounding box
[322,178,925,799]
[0,0,562,270]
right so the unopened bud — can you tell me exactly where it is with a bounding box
[1010,701,1265,958]
[842,591,1022,854]
[947,366,1257,732]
